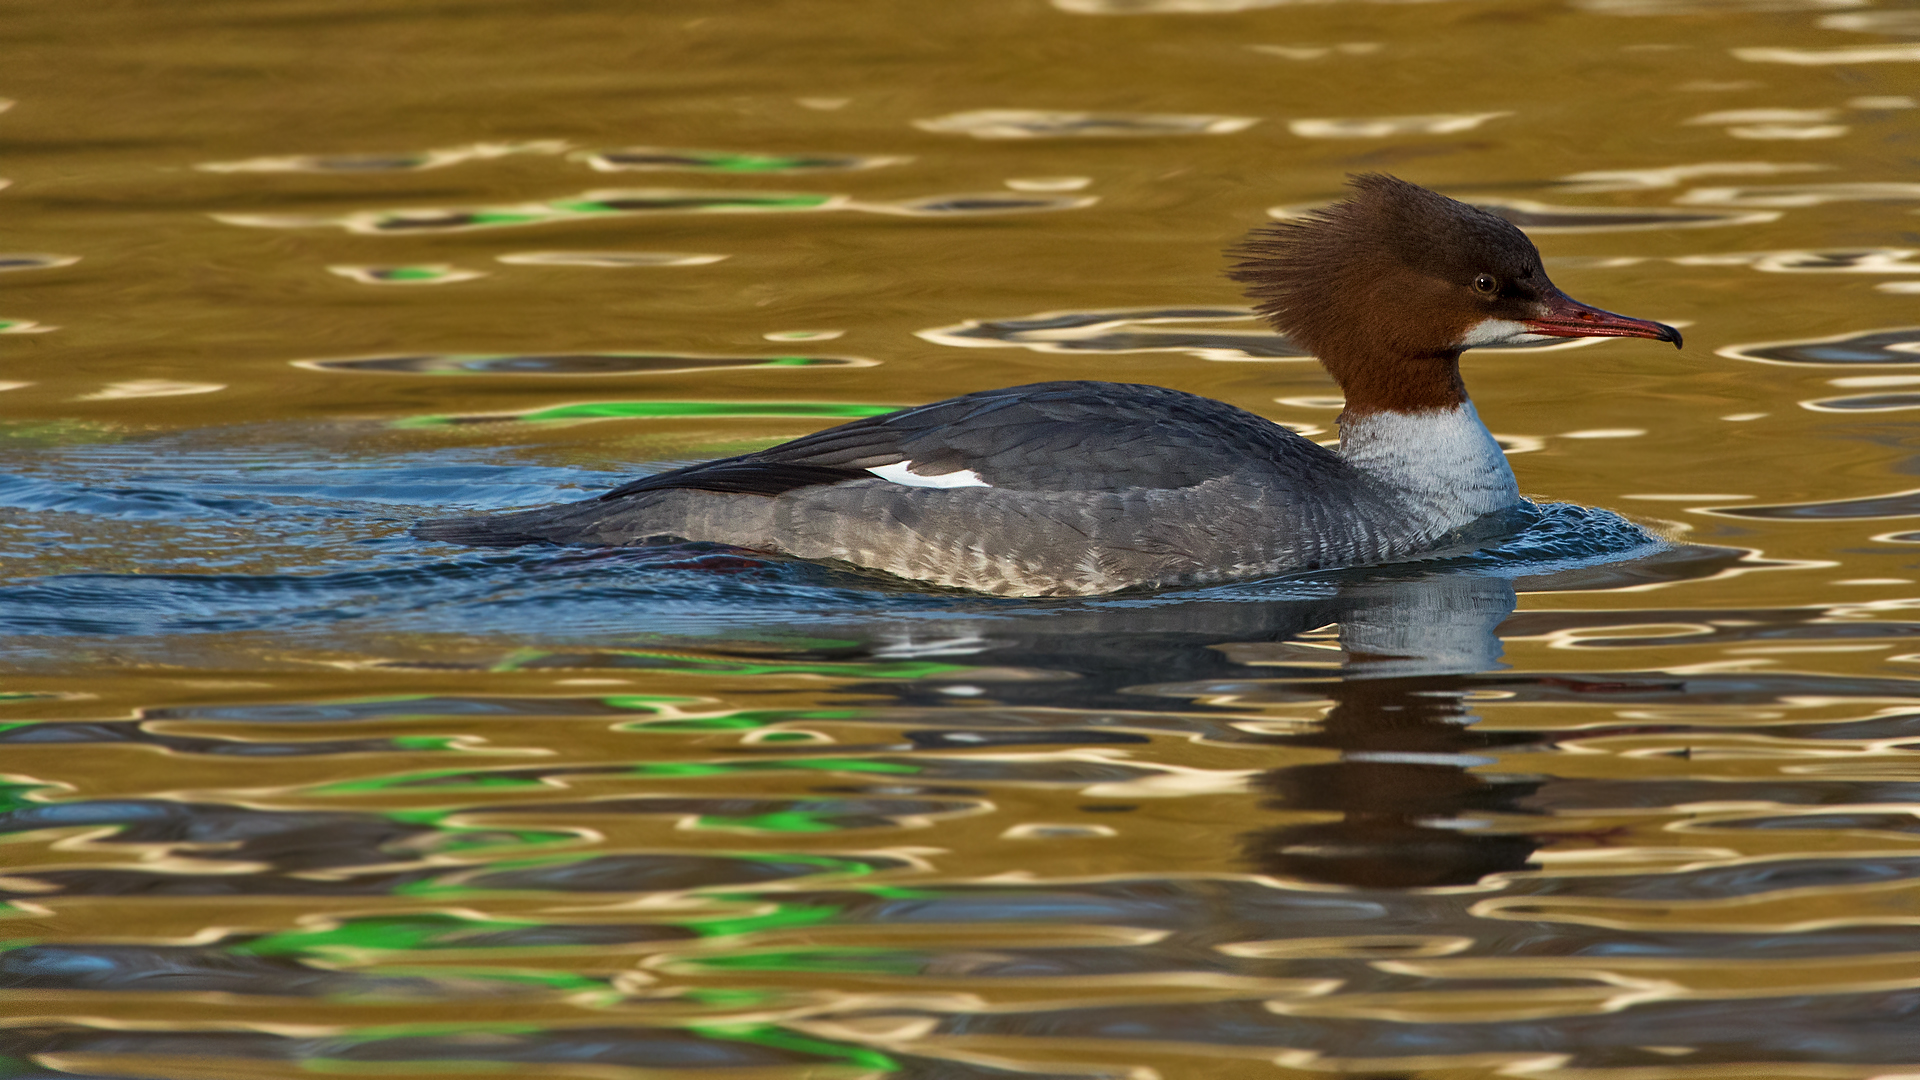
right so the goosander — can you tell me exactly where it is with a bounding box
[414,174,1681,595]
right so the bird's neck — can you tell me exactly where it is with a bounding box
[1338,401,1520,528]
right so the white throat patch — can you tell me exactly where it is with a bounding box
[1458,317,1554,349]
[867,460,992,489]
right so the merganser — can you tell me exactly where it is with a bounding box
[414,174,1681,595]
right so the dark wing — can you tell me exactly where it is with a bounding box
[598,381,1333,501]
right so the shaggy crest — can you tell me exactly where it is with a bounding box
[1228,174,1547,413]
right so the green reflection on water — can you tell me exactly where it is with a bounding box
[688,1021,900,1072]
[0,780,57,815]
[600,694,708,711]
[394,400,899,428]
[689,899,845,938]
[634,715,772,732]
[690,811,846,833]
[391,856,592,900]
[466,210,564,227]
[676,947,924,974]
[704,155,835,172]
[315,771,547,794]
[0,421,122,446]
[725,851,884,876]
[237,913,542,958]
[311,755,916,795]
[553,194,834,215]
[619,709,860,732]
[301,1020,897,1073]
[381,807,578,853]
[680,987,785,1007]
[388,735,464,751]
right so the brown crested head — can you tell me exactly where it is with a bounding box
[1227,174,1679,416]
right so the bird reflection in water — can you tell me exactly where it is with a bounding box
[781,542,1750,889]
[1236,575,1546,889]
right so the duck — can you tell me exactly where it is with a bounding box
[414,174,1681,596]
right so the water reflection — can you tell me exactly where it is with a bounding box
[1676,181,1920,206]
[864,192,1099,216]
[215,188,1094,235]
[15,487,1920,1074]
[398,399,901,427]
[1719,326,1920,365]
[917,306,1309,360]
[1003,176,1092,192]
[0,254,79,272]
[920,306,1631,361]
[1554,160,1828,192]
[1054,0,1307,10]
[77,379,222,400]
[495,250,728,267]
[13,0,1920,1069]
[912,109,1258,138]
[1686,107,1849,139]
[576,148,910,173]
[326,263,487,285]
[1708,488,1920,520]
[196,139,570,173]
[1288,112,1508,138]
[1804,391,1920,413]
[1578,0,1865,11]
[297,353,876,376]
[1735,42,1920,64]
[1248,42,1381,60]
[1822,10,1920,33]
[216,189,850,233]
[1233,576,1545,889]
[1680,248,1920,274]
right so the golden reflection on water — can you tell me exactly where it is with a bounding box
[4,0,1920,1076]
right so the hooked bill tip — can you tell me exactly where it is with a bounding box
[1525,292,1685,350]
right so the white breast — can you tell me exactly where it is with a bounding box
[1339,402,1520,529]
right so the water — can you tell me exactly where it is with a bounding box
[5,1,1920,1076]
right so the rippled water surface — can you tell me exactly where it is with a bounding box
[6,1,1920,1077]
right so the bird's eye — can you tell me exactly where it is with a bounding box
[1473,274,1498,295]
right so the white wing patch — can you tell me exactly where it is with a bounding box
[867,460,992,489]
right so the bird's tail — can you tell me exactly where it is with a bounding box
[411,507,572,548]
